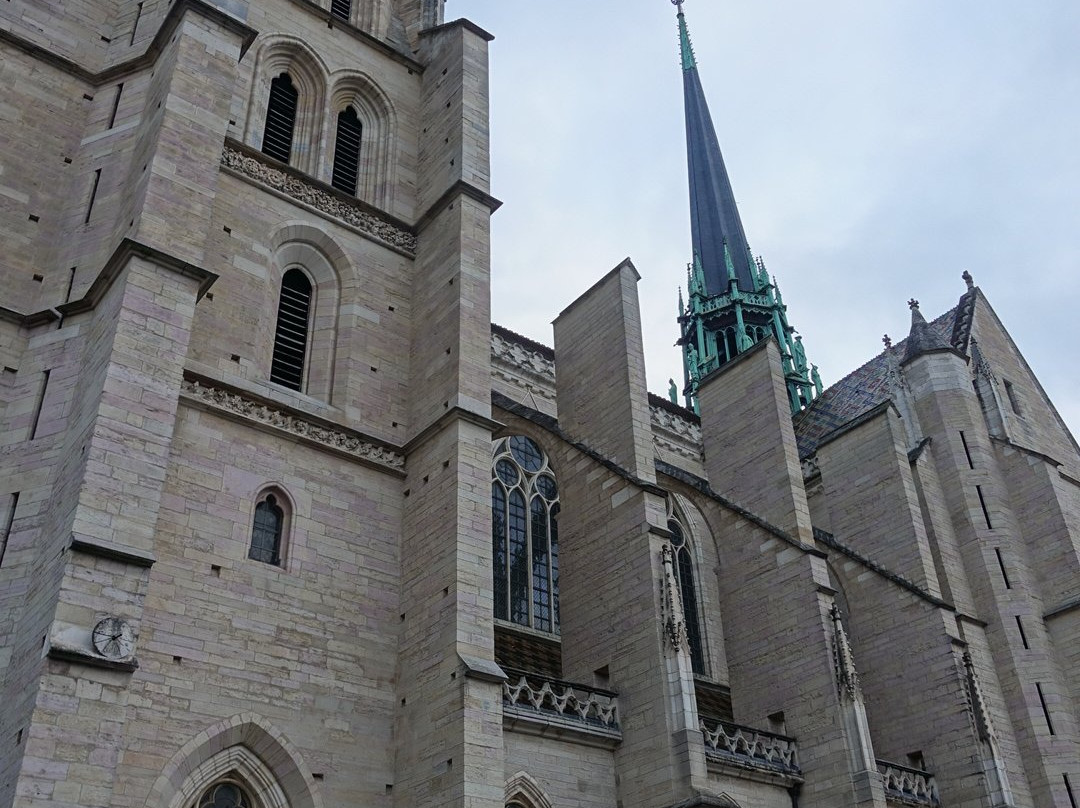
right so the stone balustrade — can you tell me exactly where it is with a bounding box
[699,717,801,777]
[502,669,619,730]
[878,760,940,806]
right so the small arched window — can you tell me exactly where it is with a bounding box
[492,436,560,634]
[330,106,362,195]
[249,493,285,566]
[197,781,253,808]
[330,0,351,22]
[668,511,705,674]
[261,73,298,164]
[270,268,313,391]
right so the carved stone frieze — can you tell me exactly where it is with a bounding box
[221,146,417,254]
[491,331,555,383]
[181,379,404,470]
[651,404,704,463]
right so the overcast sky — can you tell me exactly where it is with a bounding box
[450,1,1080,441]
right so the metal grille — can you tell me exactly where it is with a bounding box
[261,73,297,164]
[331,106,362,195]
[330,0,351,21]
[270,268,312,390]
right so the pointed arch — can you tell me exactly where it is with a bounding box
[327,70,398,209]
[504,771,553,808]
[246,37,329,176]
[146,713,322,808]
[266,223,349,404]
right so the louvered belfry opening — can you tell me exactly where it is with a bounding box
[330,0,351,22]
[331,106,362,195]
[261,73,298,164]
[270,268,313,390]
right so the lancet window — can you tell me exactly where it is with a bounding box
[668,505,705,674]
[492,436,560,634]
[249,491,286,566]
[270,268,313,391]
[261,73,298,164]
[331,106,362,194]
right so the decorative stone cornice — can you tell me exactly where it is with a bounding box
[221,143,417,255]
[181,378,404,472]
[651,403,704,463]
[491,330,555,383]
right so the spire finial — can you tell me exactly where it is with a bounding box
[908,298,920,311]
[673,0,696,70]
[883,334,892,349]
[962,270,974,290]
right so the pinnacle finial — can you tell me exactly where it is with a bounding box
[908,298,920,311]
[962,270,974,290]
[883,334,892,349]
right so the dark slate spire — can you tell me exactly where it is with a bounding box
[678,2,755,295]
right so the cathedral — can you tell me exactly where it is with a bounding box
[0,1,1078,807]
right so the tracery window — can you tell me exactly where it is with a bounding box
[261,73,298,164]
[197,781,252,808]
[492,436,560,634]
[270,268,313,391]
[330,105,362,194]
[249,492,285,566]
[668,507,705,674]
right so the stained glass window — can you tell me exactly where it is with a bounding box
[491,436,560,634]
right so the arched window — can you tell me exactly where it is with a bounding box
[197,781,253,808]
[330,0,351,22]
[249,492,285,566]
[492,436,560,634]
[668,509,705,674]
[330,106,362,194]
[270,268,313,391]
[261,73,298,164]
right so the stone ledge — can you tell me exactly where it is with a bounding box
[47,646,139,673]
[503,707,622,750]
[70,537,156,568]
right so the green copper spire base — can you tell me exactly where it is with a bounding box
[677,249,819,415]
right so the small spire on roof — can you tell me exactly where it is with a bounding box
[903,296,953,363]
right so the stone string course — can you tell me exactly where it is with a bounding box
[221,145,417,254]
[181,378,404,470]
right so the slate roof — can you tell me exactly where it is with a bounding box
[792,290,976,459]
